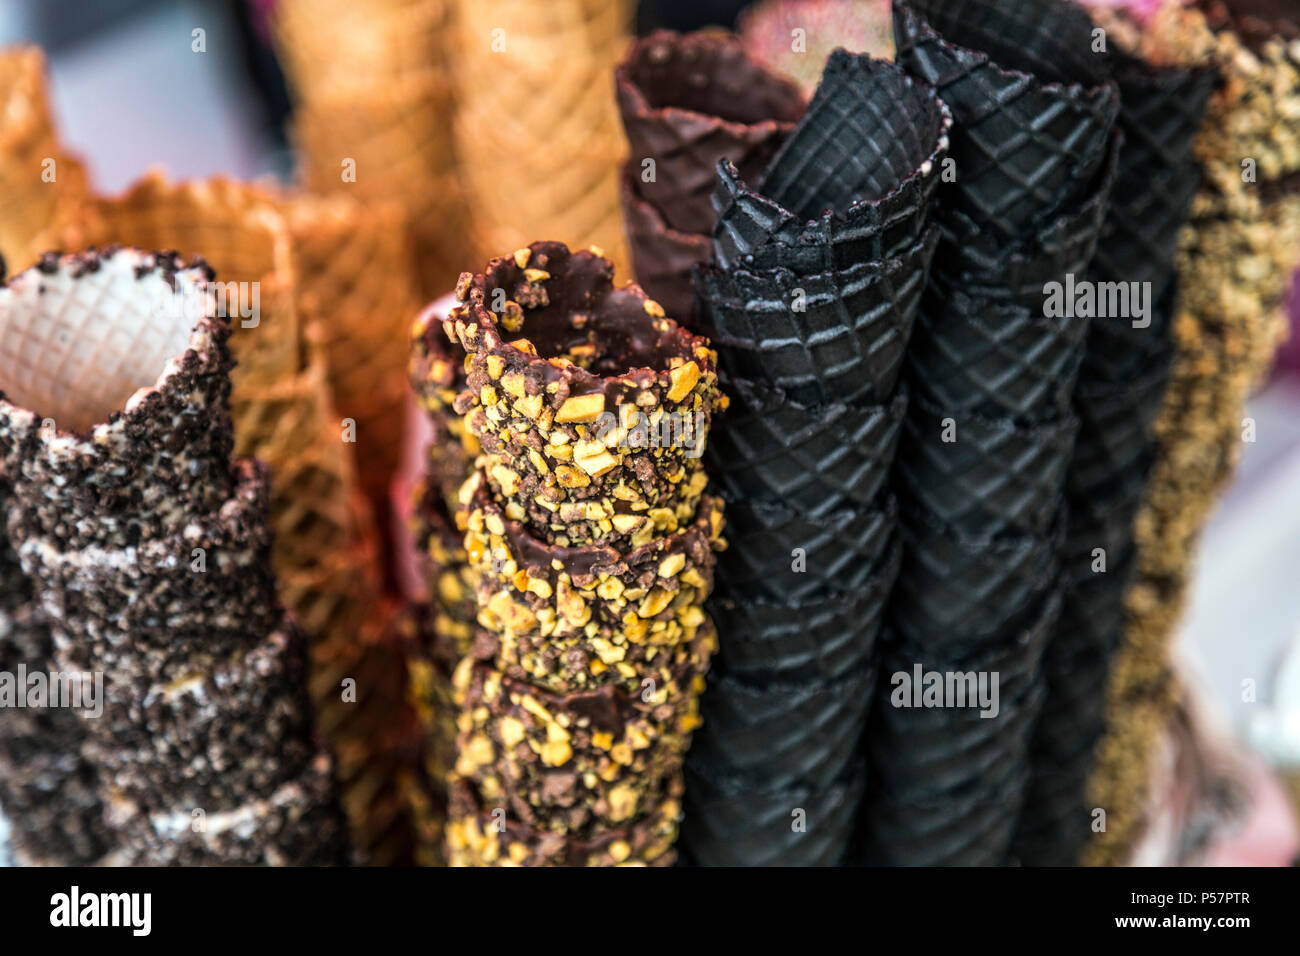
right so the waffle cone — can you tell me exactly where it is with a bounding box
[0,48,91,270]
[292,75,467,299]
[65,170,301,387]
[284,193,420,512]
[274,0,453,101]
[450,0,632,266]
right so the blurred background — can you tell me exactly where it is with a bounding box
[1,0,1297,863]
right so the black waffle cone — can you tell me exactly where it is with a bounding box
[696,227,939,406]
[893,0,1120,243]
[709,539,899,683]
[755,52,950,231]
[713,494,897,603]
[890,501,1065,645]
[862,762,1030,865]
[1067,358,1170,502]
[932,132,1120,304]
[690,665,874,791]
[1078,277,1180,384]
[906,286,1087,423]
[704,377,907,516]
[682,759,865,866]
[895,396,1079,539]
[1090,160,1202,292]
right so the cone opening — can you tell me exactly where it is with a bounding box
[0,248,212,435]
[460,241,699,377]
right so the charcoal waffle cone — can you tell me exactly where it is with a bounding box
[713,495,896,604]
[0,248,236,544]
[446,242,722,545]
[450,648,708,837]
[862,763,1030,865]
[446,776,678,866]
[712,156,945,276]
[893,0,1120,243]
[1078,277,1181,385]
[696,228,939,407]
[756,52,949,233]
[705,376,906,516]
[681,759,864,866]
[933,133,1120,304]
[615,30,804,236]
[890,502,1064,646]
[1105,53,1218,187]
[0,48,91,270]
[1091,159,1204,292]
[709,541,899,684]
[461,472,723,695]
[621,172,713,323]
[895,397,1079,539]
[451,0,632,267]
[1066,359,1171,502]
[689,666,874,791]
[906,286,1087,422]
[283,193,421,514]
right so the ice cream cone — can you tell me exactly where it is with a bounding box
[0,48,91,270]
[450,0,632,267]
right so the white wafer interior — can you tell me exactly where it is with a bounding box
[0,250,206,434]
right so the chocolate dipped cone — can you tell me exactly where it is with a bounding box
[444,241,723,547]
[616,30,805,237]
[621,172,715,323]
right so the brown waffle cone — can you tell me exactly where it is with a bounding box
[283,193,421,517]
[0,48,91,270]
[1083,0,1300,867]
[450,0,632,267]
[64,170,301,387]
[292,74,467,299]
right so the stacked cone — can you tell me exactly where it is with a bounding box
[876,0,1119,865]
[1013,12,1217,866]
[422,241,725,865]
[273,0,468,300]
[0,248,346,864]
[1085,0,1300,866]
[63,172,412,865]
[615,30,805,322]
[405,297,480,863]
[451,0,633,271]
[685,51,948,865]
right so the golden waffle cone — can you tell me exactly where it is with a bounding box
[291,77,467,298]
[450,0,631,266]
[65,170,301,386]
[0,48,91,270]
[1083,1,1300,867]
[283,194,420,515]
[273,0,454,101]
